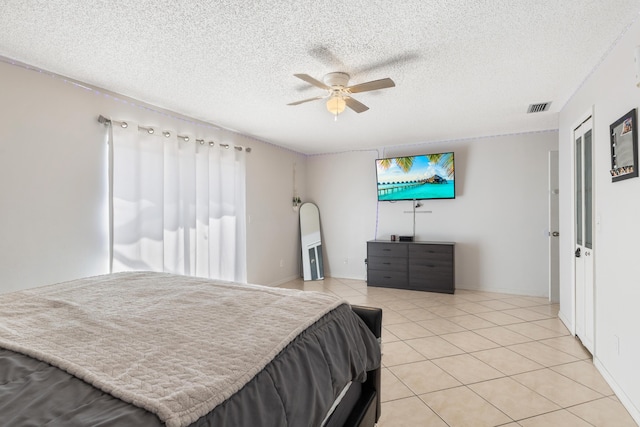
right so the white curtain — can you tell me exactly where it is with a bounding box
[109,123,246,283]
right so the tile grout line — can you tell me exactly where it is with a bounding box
[278,278,636,426]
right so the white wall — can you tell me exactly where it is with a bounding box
[0,59,304,292]
[558,18,640,422]
[306,150,380,279]
[0,62,109,292]
[308,131,558,296]
[246,144,306,285]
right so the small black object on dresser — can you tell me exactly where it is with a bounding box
[366,240,455,294]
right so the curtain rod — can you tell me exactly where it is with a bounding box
[97,115,251,153]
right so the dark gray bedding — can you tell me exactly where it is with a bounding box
[0,304,380,426]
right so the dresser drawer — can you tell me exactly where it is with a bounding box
[409,264,454,293]
[367,269,408,288]
[409,257,453,271]
[409,264,453,281]
[409,244,453,261]
[367,242,408,258]
[368,256,407,272]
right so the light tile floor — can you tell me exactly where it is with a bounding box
[279,277,638,427]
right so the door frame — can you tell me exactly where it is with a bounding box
[548,150,560,303]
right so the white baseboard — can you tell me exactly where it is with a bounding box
[593,358,640,426]
[263,274,300,287]
[454,285,547,297]
[557,310,574,335]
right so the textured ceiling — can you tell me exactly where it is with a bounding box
[1,1,640,154]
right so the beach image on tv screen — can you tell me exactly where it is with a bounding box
[376,153,455,201]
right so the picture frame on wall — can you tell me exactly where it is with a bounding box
[610,108,638,182]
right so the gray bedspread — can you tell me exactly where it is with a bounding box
[0,293,380,426]
[0,272,354,426]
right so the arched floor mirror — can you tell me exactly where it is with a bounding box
[300,202,324,281]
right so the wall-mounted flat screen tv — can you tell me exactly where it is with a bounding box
[376,152,455,201]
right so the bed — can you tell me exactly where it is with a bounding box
[0,272,382,427]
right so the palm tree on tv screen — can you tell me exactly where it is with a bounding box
[431,153,454,178]
[378,157,414,173]
[378,153,453,178]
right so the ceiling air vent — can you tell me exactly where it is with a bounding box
[527,102,551,113]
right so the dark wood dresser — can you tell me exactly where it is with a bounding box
[366,240,455,294]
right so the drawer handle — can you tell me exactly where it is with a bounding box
[383,262,391,265]
[382,249,391,251]
[383,276,392,279]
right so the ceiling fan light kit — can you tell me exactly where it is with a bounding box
[326,95,346,116]
[288,72,395,118]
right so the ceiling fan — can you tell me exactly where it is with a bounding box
[287,72,395,118]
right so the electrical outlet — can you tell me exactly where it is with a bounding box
[343,258,348,264]
[614,335,620,356]
[279,259,284,268]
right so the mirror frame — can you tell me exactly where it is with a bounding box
[299,202,324,281]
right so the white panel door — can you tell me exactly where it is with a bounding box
[574,118,594,354]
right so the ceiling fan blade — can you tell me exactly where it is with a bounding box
[353,51,421,75]
[308,45,346,69]
[287,95,325,106]
[347,78,395,94]
[344,97,369,113]
[293,74,330,90]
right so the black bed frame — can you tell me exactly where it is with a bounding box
[325,305,382,427]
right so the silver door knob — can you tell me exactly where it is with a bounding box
[552,231,560,237]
